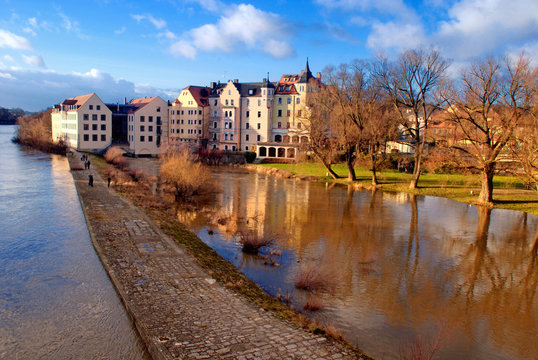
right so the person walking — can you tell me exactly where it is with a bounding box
[87,159,91,170]
[107,177,111,188]
[88,174,94,187]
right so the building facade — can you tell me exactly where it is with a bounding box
[127,96,168,156]
[51,93,112,151]
[169,86,210,150]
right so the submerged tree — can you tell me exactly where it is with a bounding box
[374,48,449,189]
[443,55,536,204]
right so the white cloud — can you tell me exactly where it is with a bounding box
[0,72,16,80]
[315,0,416,21]
[169,4,294,59]
[435,0,538,58]
[23,27,37,36]
[185,0,223,12]
[158,30,177,41]
[22,54,46,68]
[3,55,16,63]
[131,14,167,29]
[114,26,126,35]
[0,29,33,50]
[0,67,171,111]
[367,22,424,51]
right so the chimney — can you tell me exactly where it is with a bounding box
[124,97,127,105]
[210,82,216,89]
[317,72,321,80]
[233,79,239,84]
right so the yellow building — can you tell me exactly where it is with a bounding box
[169,86,210,150]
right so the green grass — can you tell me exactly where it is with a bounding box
[259,162,538,215]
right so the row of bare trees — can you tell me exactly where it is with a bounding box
[303,48,537,204]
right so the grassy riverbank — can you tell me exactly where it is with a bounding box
[258,162,538,215]
[89,154,370,359]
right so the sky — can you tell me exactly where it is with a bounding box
[0,0,537,111]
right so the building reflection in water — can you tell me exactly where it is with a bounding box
[178,168,538,360]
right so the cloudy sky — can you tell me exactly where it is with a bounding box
[1,0,537,111]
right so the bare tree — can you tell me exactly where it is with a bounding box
[302,89,340,179]
[375,48,449,189]
[443,55,535,204]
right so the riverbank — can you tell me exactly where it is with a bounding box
[75,153,369,359]
[251,163,538,215]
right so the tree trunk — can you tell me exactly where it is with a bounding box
[371,153,378,187]
[409,151,421,189]
[478,163,495,204]
[345,147,356,181]
[321,158,339,179]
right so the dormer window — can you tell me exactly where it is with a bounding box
[248,89,255,95]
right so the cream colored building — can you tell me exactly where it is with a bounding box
[169,86,210,150]
[208,78,275,151]
[51,93,112,151]
[127,96,168,156]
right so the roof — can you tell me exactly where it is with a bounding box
[185,86,210,107]
[128,96,162,111]
[59,93,95,108]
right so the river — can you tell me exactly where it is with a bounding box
[0,126,149,359]
[173,166,538,360]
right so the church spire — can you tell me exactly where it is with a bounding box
[299,58,313,83]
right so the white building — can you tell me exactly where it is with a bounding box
[127,96,169,156]
[51,93,112,151]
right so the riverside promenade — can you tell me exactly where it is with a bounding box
[69,155,363,360]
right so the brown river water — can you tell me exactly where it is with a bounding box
[171,167,538,360]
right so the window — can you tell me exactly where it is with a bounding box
[92,134,98,141]
[225,99,229,105]
[278,110,282,117]
[140,125,145,131]
[257,135,261,141]
[258,100,261,106]
[140,136,145,142]
[246,123,250,129]
[257,123,261,130]
[157,116,161,123]
[214,121,217,128]
[198,120,202,125]
[181,120,184,124]
[171,110,174,115]
[296,98,301,104]
[231,99,234,105]
[214,99,217,106]
[248,89,254,95]
[298,122,302,129]
[83,124,89,130]
[92,124,97,130]
[101,124,106,130]
[83,134,89,141]
[246,134,249,141]
[198,130,202,134]
[148,136,153,142]
[246,99,250,106]
[225,134,228,140]
[246,110,250,118]
[230,134,234,141]
[287,97,291,104]
[298,110,302,117]
[101,114,106,121]
[101,134,106,141]
[140,116,145,122]
[257,111,261,118]
[83,114,89,120]
[278,97,282,105]
[96,105,101,110]
[92,114,97,121]
[213,110,218,117]
[149,126,153,132]
[149,116,153,122]
[181,110,184,115]
[157,107,160,112]
[89,105,93,110]
[181,129,184,134]
[278,122,282,128]
[287,110,291,117]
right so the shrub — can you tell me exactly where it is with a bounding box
[160,149,215,201]
[244,151,257,163]
[237,230,274,254]
[104,146,127,169]
[294,265,330,291]
[303,296,324,312]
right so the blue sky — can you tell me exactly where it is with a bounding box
[0,0,537,111]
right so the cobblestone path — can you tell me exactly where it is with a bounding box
[70,155,363,360]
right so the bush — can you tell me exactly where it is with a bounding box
[294,265,330,292]
[237,230,273,254]
[244,151,257,163]
[160,149,215,201]
[104,146,127,169]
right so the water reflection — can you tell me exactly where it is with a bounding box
[180,167,538,360]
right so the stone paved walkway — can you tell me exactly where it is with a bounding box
[70,154,363,360]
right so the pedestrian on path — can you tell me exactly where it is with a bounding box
[87,159,91,170]
[88,174,94,187]
[107,177,111,188]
